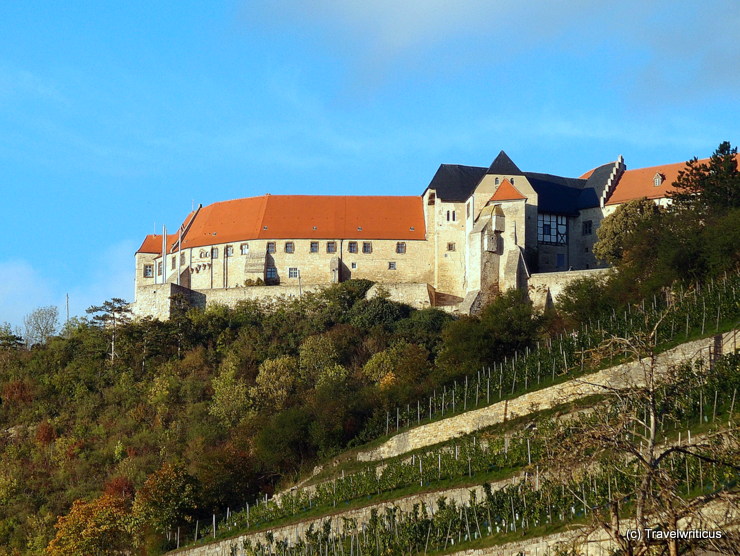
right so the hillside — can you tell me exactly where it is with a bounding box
[1,144,739,555]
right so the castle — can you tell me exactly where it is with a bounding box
[132,151,689,319]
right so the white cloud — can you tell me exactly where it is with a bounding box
[0,240,136,331]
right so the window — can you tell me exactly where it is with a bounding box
[351,262,357,269]
[225,245,233,257]
[200,249,209,258]
[288,267,299,278]
[653,173,664,187]
[327,241,337,253]
[284,242,294,253]
[466,202,470,219]
[157,261,163,276]
[240,243,249,255]
[348,241,358,253]
[143,264,154,278]
[267,242,276,254]
[310,241,319,253]
[180,253,186,265]
[396,242,406,254]
[510,177,515,185]
[266,267,277,279]
[584,246,589,253]
[211,247,219,259]
[447,242,456,251]
[427,192,435,205]
[537,213,567,245]
[171,256,176,270]
[362,242,372,254]
[388,262,396,270]
[582,220,592,236]
[446,210,456,222]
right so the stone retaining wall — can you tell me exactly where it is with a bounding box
[356,333,728,462]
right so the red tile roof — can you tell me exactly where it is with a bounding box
[136,234,178,254]
[585,154,740,206]
[605,160,687,206]
[490,178,527,202]
[157,195,426,251]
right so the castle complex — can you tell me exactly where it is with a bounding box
[132,151,690,319]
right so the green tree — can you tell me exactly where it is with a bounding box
[86,298,132,361]
[0,322,23,349]
[209,357,251,427]
[132,463,197,535]
[299,334,339,384]
[249,355,298,411]
[437,289,542,378]
[593,198,660,265]
[362,340,428,387]
[670,141,740,214]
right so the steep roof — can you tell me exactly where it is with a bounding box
[170,195,426,250]
[595,154,739,206]
[136,234,178,254]
[487,151,523,176]
[523,172,592,215]
[603,161,684,205]
[490,178,527,201]
[424,164,487,202]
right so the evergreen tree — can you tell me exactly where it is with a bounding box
[670,141,740,214]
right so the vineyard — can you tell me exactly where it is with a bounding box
[170,274,740,555]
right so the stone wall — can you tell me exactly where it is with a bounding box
[171,480,517,556]
[366,283,432,309]
[131,283,194,320]
[528,267,610,309]
[355,333,726,462]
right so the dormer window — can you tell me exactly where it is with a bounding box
[653,173,664,187]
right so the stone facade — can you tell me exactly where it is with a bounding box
[132,151,686,319]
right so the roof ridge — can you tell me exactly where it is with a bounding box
[487,151,523,176]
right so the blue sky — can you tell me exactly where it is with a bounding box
[0,1,738,330]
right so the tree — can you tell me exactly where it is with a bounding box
[544,323,739,555]
[362,340,428,386]
[86,298,131,360]
[23,306,59,347]
[132,463,197,536]
[670,141,740,214]
[209,357,251,427]
[299,334,339,384]
[437,289,542,378]
[46,493,134,555]
[249,355,298,411]
[593,198,661,265]
[0,322,23,349]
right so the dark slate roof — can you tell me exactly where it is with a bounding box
[487,151,523,175]
[523,172,592,216]
[424,164,487,202]
[584,162,615,191]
